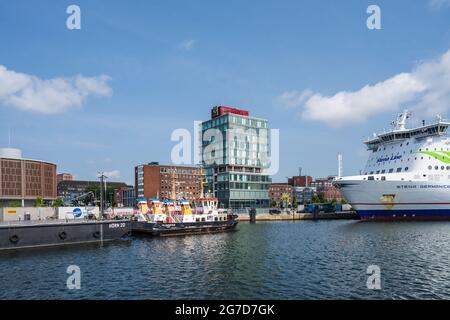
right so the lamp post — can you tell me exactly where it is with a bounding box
[97,171,108,219]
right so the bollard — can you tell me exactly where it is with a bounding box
[249,208,256,223]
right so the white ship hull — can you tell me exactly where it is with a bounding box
[336,179,450,221]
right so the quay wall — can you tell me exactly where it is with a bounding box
[0,207,55,222]
[237,211,360,221]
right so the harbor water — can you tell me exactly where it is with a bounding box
[2,220,450,299]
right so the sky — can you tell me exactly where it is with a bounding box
[0,0,450,185]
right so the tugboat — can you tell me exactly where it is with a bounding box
[130,168,238,236]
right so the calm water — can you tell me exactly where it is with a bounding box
[2,220,450,299]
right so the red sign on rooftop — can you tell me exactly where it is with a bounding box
[211,106,249,119]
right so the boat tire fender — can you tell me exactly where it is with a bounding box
[9,234,19,244]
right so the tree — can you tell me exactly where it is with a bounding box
[280,193,291,209]
[33,197,45,207]
[7,200,22,207]
[270,200,277,207]
[292,196,298,209]
[52,198,64,208]
[340,198,348,204]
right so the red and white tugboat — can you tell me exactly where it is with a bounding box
[130,169,238,236]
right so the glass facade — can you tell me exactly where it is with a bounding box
[201,113,271,209]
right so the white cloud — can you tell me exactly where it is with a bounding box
[275,89,313,109]
[0,65,112,114]
[276,49,450,127]
[177,39,196,51]
[103,170,120,179]
[429,0,450,8]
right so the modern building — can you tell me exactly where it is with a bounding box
[201,106,271,209]
[113,187,135,207]
[269,183,293,207]
[57,180,129,205]
[288,175,313,187]
[293,186,315,204]
[135,162,203,201]
[57,173,73,184]
[311,177,343,202]
[0,148,57,207]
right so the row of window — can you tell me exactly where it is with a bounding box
[427,165,450,170]
[365,167,409,175]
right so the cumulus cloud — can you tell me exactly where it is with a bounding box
[276,49,450,127]
[177,39,196,51]
[0,65,112,114]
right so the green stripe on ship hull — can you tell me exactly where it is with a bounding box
[417,151,450,164]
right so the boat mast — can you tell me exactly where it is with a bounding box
[199,165,205,198]
[171,168,177,201]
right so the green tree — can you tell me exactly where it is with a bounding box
[7,200,22,207]
[292,196,298,209]
[33,197,45,207]
[52,198,64,208]
[270,200,277,207]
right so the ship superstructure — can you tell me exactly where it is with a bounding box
[334,110,450,220]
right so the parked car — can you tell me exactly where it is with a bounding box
[269,208,282,215]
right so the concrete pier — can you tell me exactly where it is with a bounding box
[237,211,360,222]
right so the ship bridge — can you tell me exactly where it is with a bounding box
[364,110,450,151]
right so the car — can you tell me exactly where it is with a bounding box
[269,208,282,214]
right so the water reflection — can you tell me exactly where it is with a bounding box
[2,221,450,299]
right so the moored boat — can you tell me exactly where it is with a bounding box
[130,197,238,236]
[131,168,238,236]
[334,110,450,221]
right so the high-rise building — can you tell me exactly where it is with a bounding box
[0,148,56,207]
[201,106,271,209]
[134,163,203,201]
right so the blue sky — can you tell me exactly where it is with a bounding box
[0,0,449,184]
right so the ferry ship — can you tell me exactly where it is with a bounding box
[334,110,450,221]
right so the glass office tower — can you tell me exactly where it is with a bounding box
[201,106,271,209]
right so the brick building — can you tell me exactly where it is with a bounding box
[57,173,73,184]
[269,183,293,207]
[311,177,343,202]
[135,163,203,201]
[0,148,56,207]
[288,175,313,187]
[114,187,135,207]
